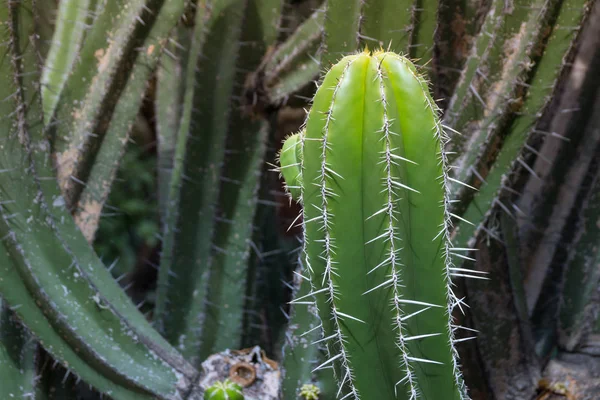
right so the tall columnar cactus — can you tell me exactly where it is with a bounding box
[279,50,472,399]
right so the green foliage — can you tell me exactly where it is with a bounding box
[0,0,596,399]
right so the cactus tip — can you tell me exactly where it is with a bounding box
[204,379,244,400]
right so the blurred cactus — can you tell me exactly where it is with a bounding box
[0,301,36,399]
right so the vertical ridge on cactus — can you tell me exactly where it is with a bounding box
[280,50,468,400]
[0,301,36,399]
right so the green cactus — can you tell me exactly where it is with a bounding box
[40,0,92,123]
[0,2,199,398]
[279,50,470,399]
[558,123,600,353]
[154,0,245,363]
[204,379,244,400]
[452,0,590,249]
[73,0,185,242]
[260,8,325,106]
[0,302,36,399]
[281,256,337,400]
[299,383,320,400]
[154,0,284,364]
[0,0,596,398]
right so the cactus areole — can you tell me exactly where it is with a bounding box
[279,50,469,399]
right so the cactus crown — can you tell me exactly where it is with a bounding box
[204,379,244,400]
[279,50,471,399]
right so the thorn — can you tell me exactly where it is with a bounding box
[453,336,478,343]
[289,287,328,304]
[312,352,343,372]
[451,273,490,280]
[450,213,474,226]
[405,356,443,365]
[335,310,365,324]
[400,306,432,321]
[396,299,442,308]
[449,267,487,275]
[404,332,443,341]
[363,277,394,295]
[448,177,478,191]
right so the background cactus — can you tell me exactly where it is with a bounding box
[0,0,598,399]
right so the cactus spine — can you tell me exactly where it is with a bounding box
[280,50,470,399]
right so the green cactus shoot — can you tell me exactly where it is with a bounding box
[204,379,244,400]
[279,50,476,399]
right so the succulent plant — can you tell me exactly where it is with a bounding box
[279,49,470,399]
[0,0,598,399]
[204,379,244,400]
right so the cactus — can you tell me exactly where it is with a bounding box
[558,132,600,352]
[154,0,245,363]
[49,0,171,209]
[200,0,283,358]
[0,301,36,399]
[0,2,200,398]
[360,0,412,54]
[451,0,590,249]
[40,0,92,123]
[154,0,284,365]
[73,0,186,241]
[0,0,597,398]
[280,259,337,399]
[321,0,362,66]
[260,8,325,106]
[299,383,321,400]
[279,50,469,399]
[156,25,190,220]
[204,379,244,400]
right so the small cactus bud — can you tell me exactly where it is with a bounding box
[204,379,244,400]
[300,383,320,399]
[278,131,304,201]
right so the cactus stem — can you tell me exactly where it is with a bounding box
[305,58,360,399]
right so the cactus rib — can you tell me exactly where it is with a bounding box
[154,0,247,364]
[359,0,412,54]
[203,119,270,355]
[74,0,186,242]
[51,0,167,209]
[200,0,284,356]
[261,9,325,105]
[0,302,36,399]
[156,26,189,221]
[452,0,590,249]
[281,256,336,399]
[559,156,600,350]
[409,0,438,67]
[41,0,91,123]
[321,0,362,67]
[283,50,468,399]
